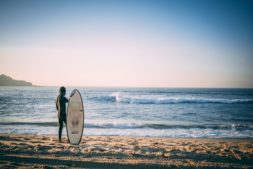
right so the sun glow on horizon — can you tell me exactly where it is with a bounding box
[1,0,253,88]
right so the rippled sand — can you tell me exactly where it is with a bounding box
[0,134,252,168]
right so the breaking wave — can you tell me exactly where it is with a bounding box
[90,92,253,104]
[1,122,252,130]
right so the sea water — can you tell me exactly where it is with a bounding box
[0,87,253,138]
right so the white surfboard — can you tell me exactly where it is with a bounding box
[67,89,84,145]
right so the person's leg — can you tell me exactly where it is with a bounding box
[62,115,68,142]
[63,115,67,125]
[58,117,63,142]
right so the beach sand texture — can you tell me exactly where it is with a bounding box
[0,134,252,169]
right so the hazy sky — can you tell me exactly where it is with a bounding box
[1,0,253,87]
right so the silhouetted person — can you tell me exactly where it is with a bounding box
[56,86,68,142]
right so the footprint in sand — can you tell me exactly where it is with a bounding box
[23,138,30,141]
[41,137,48,140]
[30,141,43,144]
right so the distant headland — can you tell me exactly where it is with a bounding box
[0,74,33,86]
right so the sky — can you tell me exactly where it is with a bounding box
[0,0,253,88]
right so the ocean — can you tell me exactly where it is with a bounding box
[0,87,253,138]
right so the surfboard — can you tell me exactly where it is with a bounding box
[67,89,84,145]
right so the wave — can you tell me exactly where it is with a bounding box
[0,122,252,130]
[0,122,58,126]
[90,92,253,104]
[86,123,253,130]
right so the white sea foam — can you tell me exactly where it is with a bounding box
[108,92,253,104]
[1,121,252,130]
[84,128,253,138]
[1,125,252,138]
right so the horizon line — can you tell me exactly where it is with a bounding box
[9,85,253,89]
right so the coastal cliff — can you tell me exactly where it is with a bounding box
[0,74,32,86]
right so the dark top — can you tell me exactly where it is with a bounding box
[56,94,68,117]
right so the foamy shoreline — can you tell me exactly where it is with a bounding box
[0,134,252,168]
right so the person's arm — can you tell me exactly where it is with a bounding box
[56,96,59,110]
[64,97,68,103]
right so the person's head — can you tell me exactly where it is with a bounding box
[59,86,66,95]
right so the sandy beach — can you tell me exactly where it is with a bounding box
[0,134,252,168]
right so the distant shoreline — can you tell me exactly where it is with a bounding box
[0,73,252,89]
[1,86,252,90]
[0,74,32,86]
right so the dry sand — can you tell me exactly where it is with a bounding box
[0,134,252,168]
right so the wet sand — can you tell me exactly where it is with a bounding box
[0,134,252,168]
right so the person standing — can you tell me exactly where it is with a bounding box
[56,86,68,142]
